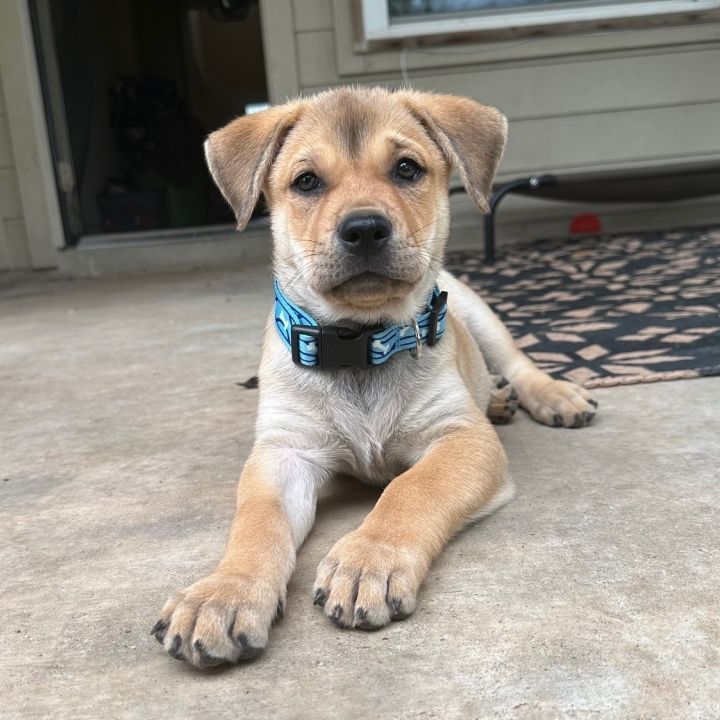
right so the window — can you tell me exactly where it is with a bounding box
[359,0,720,45]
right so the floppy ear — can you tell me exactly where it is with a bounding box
[402,92,507,213]
[204,102,304,230]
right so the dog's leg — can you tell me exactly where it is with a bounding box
[439,270,597,428]
[313,412,509,629]
[152,444,326,667]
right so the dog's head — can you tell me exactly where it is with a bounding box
[206,87,506,324]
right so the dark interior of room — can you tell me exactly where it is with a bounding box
[34,0,268,240]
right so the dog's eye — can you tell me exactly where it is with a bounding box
[393,158,423,183]
[293,172,322,193]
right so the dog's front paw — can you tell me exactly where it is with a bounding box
[521,378,598,428]
[313,531,425,630]
[151,573,283,667]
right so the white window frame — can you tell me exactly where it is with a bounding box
[359,0,720,43]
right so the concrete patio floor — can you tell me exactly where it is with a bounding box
[1,264,719,720]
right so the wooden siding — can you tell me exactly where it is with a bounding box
[260,1,720,242]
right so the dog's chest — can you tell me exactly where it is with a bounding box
[322,365,417,484]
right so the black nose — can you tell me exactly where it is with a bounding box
[337,213,392,255]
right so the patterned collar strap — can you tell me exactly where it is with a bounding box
[274,279,448,370]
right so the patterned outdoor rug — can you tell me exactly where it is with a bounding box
[446,227,720,388]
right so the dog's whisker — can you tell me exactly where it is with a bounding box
[406,220,437,239]
[283,258,322,290]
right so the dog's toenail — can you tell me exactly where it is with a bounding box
[201,652,225,667]
[553,414,564,427]
[235,633,261,659]
[313,588,328,607]
[389,597,410,620]
[354,607,370,628]
[330,604,347,627]
[200,651,225,667]
[151,619,169,642]
[194,641,225,667]
[588,398,599,408]
[276,599,285,619]
[497,376,509,388]
[168,634,184,659]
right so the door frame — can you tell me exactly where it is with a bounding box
[0,0,294,265]
[0,0,63,267]
[30,0,85,243]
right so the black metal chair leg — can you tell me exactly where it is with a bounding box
[483,174,557,264]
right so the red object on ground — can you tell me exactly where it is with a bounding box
[569,213,602,234]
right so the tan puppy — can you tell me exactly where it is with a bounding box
[151,87,597,667]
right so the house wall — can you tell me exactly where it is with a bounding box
[261,0,720,244]
[0,68,31,271]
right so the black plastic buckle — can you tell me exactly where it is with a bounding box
[427,291,448,347]
[291,324,379,369]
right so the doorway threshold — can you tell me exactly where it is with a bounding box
[58,220,272,276]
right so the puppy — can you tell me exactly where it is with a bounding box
[151,87,597,667]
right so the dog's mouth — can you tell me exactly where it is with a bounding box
[328,271,416,308]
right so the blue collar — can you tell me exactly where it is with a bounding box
[273,280,448,369]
